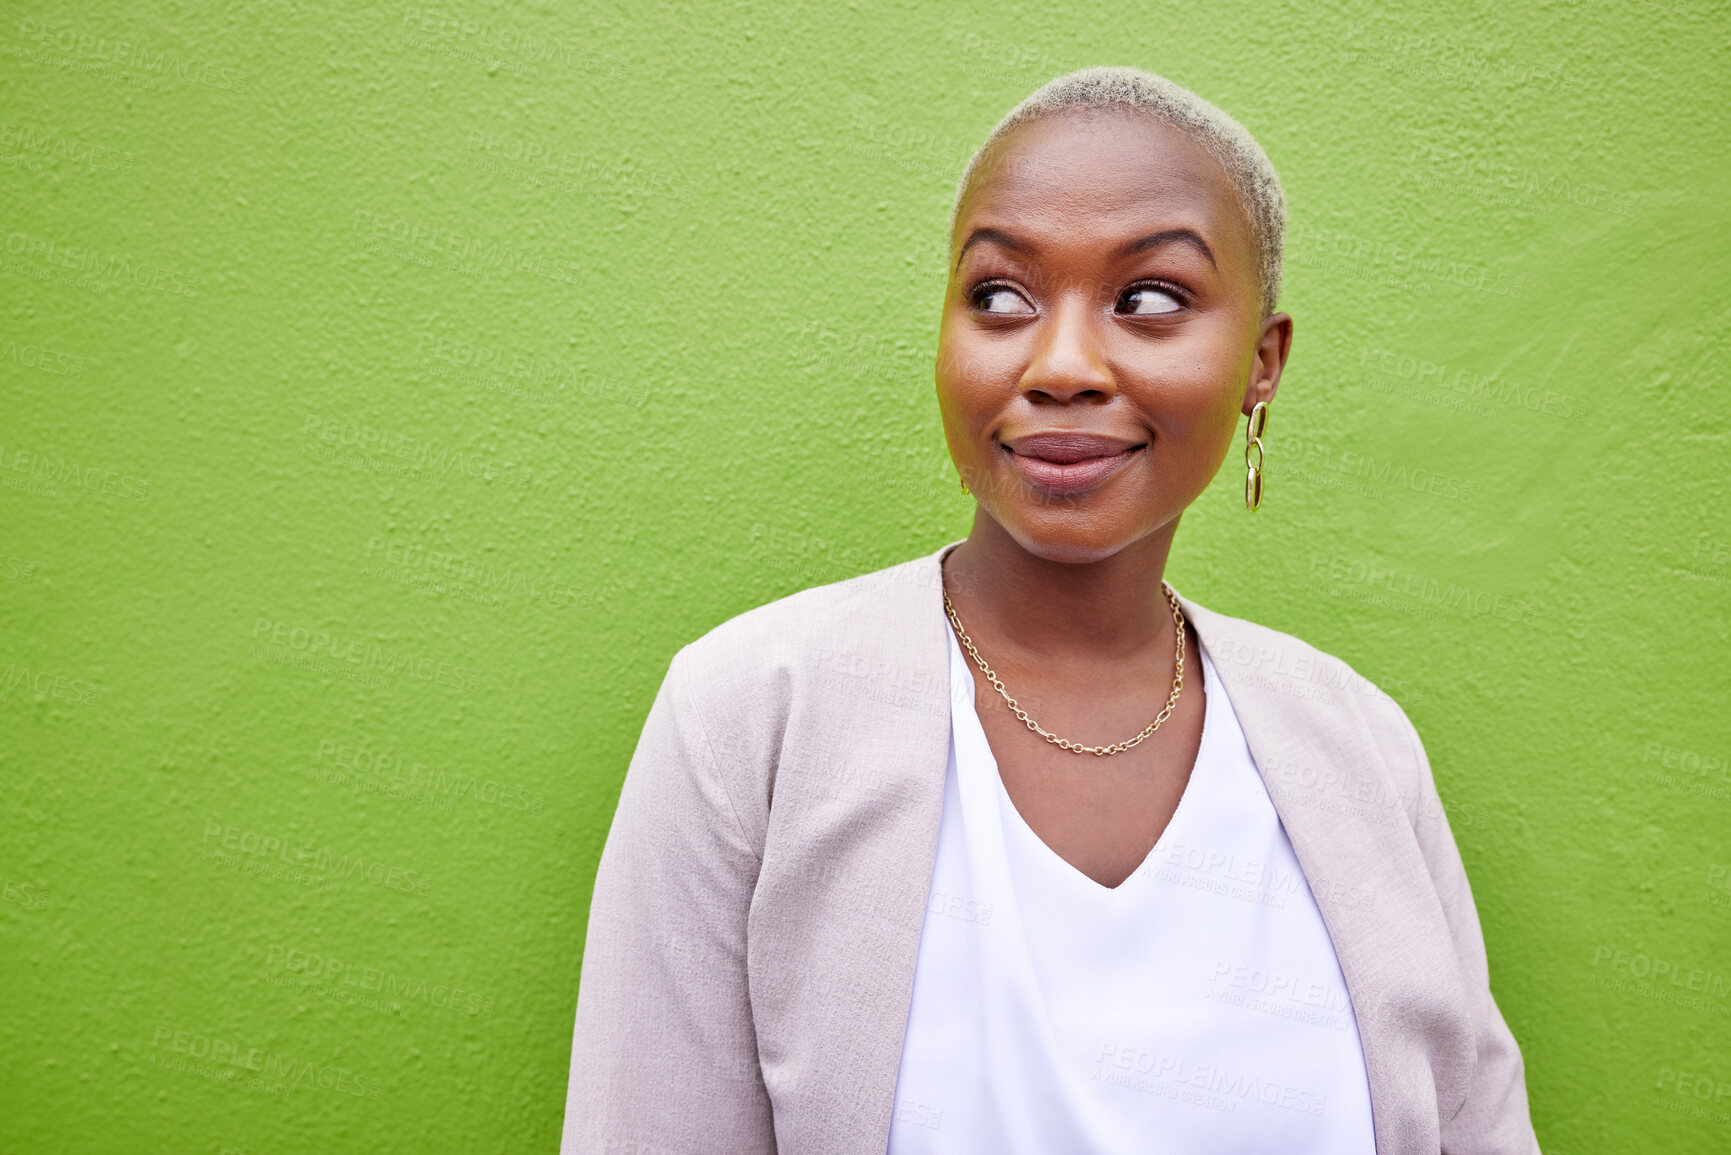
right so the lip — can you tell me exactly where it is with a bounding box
[1001,431,1146,497]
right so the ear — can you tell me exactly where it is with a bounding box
[1243,312,1293,416]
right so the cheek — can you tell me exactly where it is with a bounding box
[1156,391,1245,479]
[935,330,1013,437]
[1123,347,1254,480]
[938,316,1014,379]
[1135,323,1256,429]
[936,387,1004,485]
[933,359,981,471]
[1161,377,1241,445]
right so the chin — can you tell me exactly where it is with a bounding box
[996,506,1159,566]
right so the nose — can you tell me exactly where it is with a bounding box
[1019,294,1115,404]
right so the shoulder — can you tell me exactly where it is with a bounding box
[1180,592,1434,807]
[647,550,950,848]
[678,548,938,666]
[664,548,949,733]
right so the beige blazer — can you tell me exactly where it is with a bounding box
[561,542,1539,1154]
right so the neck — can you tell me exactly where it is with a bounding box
[943,510,1180,663]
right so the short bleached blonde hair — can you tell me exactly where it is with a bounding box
[951,66,1287,316]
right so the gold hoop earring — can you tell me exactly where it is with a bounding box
[959,471,970,495]
[1244,401,1268,512]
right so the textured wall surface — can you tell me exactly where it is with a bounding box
[2,1,1728,1151]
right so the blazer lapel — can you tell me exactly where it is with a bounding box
[1180,593,1475,1154]
[748,545,956,1155]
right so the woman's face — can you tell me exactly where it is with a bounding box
[937,108,1291,564]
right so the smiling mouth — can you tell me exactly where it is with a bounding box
[1001,432,1146,497]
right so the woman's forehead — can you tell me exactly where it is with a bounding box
[954,110,1252,256]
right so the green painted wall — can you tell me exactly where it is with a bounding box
[2,1,1726,1151]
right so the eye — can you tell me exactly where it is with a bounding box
[971,283,1035,315]
[1118,284,1184,316]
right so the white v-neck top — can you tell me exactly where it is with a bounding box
[886,627,1377,1154]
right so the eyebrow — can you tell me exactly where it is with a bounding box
[953,226,1219,274]
[1117,228,1217,269]
[954,227,1029,273]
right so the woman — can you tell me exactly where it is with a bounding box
[562,67,1539,1154]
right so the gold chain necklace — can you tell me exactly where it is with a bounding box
[942,581,1187,757]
